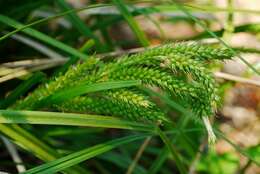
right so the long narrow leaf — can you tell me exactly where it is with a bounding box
[40,80,140,106]
[0,15,87,59]
[22,134,149,174]
[156,127,187,174]
[0,124,88,174]
[0,110,155,132]
[113,0,149,47]
[0,4,111,42]
[56,0,104,51]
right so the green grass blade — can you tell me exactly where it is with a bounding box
[22,134,149,174]
[0,72,45,109]
[0,15,88,59]
[0,124,87,174]
[171,1,260,75]
[9,33,64,59]
[148,145,168,174]
[148,117,194,174]
[3,3,258,43]
[184,3,260,14]
[0,4,111,42]
[40,80,140,106]
[56,0,104,51]
[0,110,155,132]
[223,0,234,39]
[190,23,260,40]
[113,0,149,47]
[215,130,260,166]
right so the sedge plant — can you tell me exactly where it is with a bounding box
[13,42,234,144]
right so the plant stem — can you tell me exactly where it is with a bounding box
[126,136,152,174]
[156,126,187,174]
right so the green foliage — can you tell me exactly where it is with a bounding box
[22,134,148,174]
[15,43,234,123]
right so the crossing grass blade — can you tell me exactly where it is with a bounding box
[215,130,260,166]
[0,4,111,42]
[2,2,259,43]
[156,126,187,174]
[22,134,150,174]
[113,0,150,47]
[148,116,193,174]
[56,0,104,51]
[170,0,260,75]
[52,39,95,76]
[0,124,88,174]
[0,15,88,59]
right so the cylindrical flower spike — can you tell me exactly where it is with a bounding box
[14,43,233,137]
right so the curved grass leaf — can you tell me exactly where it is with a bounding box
[2,2,259,43]
[0,124,88,174]
[0,15,87,59]
[0,110,155,132]
[39,80,140,107]
[112,0,149,47]
[22,134,149,174]
[0,4,111,42]
[56,0,104,51]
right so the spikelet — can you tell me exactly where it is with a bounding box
[113,43,234,67]
[57,91,166,122]
[13,57,100,109]
[169,43,234,60]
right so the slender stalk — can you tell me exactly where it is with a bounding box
[223,0,234,41]
[171,0,260,75]
[1,136,26,173]
[125,137,152,174]
[156,126,187,174]
[113,0,150,47]
[214,72,260,87]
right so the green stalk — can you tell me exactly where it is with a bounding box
[156,126,187,174]
[56,0,104,52]
[113,0,150,47]
[223,0,234,41]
